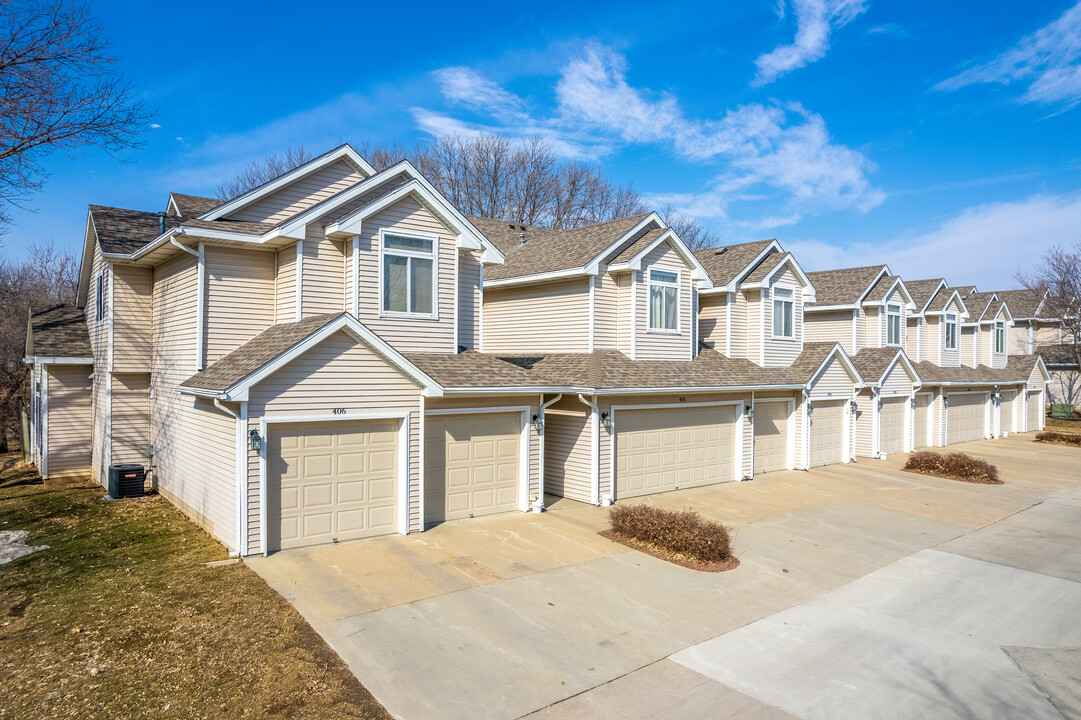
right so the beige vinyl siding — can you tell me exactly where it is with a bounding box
[151,249,237,549]
[204,246,276,365]
[1008,324,1032,355]
[697,293,728,351]
[45,365,92,478]
[301,230,345,317]
[906,318,921,360]
[228,159,364,224]
[854,308,866,352]
[616,273,632,356]
[922,316,939,363]
[863,307,880,348]
[457,250,482,349]
[808,355,856,399]
[1034,324,1062,345]
[112,265,152,372]
[544,408,592,503]
[483,278,591,354]
[805,310,854,353]
[939,299,962,366]
[854,389,875,457]
[594,272,619,350]
[880,363,914,395]
[762,269,803,367]
[635,242,692,361]
[356,196,456,353]
[730,291,749,360]
[245,330,425,553]
[960,326,977,368]
[1027,364,1047,390]
[930,389,946,446]
[110,373,149,466]
[275,245,297,322]
[344,239,354,316]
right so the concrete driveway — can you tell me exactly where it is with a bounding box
[247,433,1081,720]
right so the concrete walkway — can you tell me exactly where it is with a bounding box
[247,434,1081,720]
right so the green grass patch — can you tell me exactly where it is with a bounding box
[0,454,390,719]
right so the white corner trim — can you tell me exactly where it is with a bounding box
[295,240,303,322]
[453,249,460,350]
[588,275,595,352]
[351,235,360,318]
[107,264,115,374]
[196,243,206,371]
[630,271,638,360]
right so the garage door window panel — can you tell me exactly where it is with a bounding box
[381,232,436,317]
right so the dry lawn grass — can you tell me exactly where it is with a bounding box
[1036,431,1081,447]
[0,454,390,720]
[904,450,1003,484]
[604,504,737,571]
[1044,415,1081,436]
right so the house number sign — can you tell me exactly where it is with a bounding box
[332,408,347,415]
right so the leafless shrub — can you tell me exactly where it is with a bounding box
[609,504,732,564]
[904,451,1002,484]
[1035,431,1081,447]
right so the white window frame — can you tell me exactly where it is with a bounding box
[771,286,795,340]
[994,321,1005,354]
[944,312,957,350]
[95,273,104,323]
[378,229,439,320]
[647,268,680,334]
[886,304,901,346]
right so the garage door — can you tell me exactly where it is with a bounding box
[947,394,987,444]
[754,401,790,474]
[879,397,907,455]
[425,412,520,524]
[268,420,399,552]
[913,394,931,449]
[616,405,737,499]
[1026,390,1042,432]
[808,400,845,468]
[1000,390,1017,434]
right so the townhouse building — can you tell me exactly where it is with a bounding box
[24,144,1051,556]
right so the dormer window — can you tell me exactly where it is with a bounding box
[944,313,957,350]
[648,269,679,332]
[381,232,436,317]
[887,304,901,345]
[772,287,794,339]
[995,321,1005,353]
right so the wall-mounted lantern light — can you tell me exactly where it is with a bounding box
[849,400,858,413]
[944,396,950,409]
[806,402,814,415]
[877,398,884,411]
[745,405,754,419]
[910,397,917,409]
[600,411,612,431]
[532,414,543,434]
[249,429,262,451]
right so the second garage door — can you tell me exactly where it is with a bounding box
[808,400,845,468]
[754,400,790,474]
[947,393,987,444]
[425,412,521,525]
[913,394,931,449]
[1000,390,1017,434]
[1026,390,1042,432]
[879,397,907,455]
[616,405,737,499]
[267,419,400,552]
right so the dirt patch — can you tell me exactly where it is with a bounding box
[903,450,1003,484]
[6,597,31,618]
[600,530,740,572]
[1036,431,1081,447]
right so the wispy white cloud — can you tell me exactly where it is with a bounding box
[432,67,526,118]
[936,2,1081,109]
[753,0,870,86]
[786,193,1081,287]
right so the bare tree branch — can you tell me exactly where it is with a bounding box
[214,145,313,200]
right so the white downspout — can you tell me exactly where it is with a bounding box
[535,393,563,511]
[215,398,243,558]
[577,393,601,505]
[747,391,755,478]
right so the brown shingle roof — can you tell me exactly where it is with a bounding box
[406,350,539,388]
[471,213,652,281]
[90,205,181,254]
[964,291,997,321]
[693,240,775,287]
[179,217,279,236]
[744,252,790,284]
[170,193,223,217]
[906,279,946,313]
[787,342,859,384]
[27,305,91,358]
[180,314,341,392]
[608,227,664,265]
[852,347,907,385]
[1035,344,1079,367]
[927,286,966,313]
[992,289,1044,319]
[864,275,904,303]
[805,265,886,307]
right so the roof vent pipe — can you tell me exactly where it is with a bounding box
[158,212,167,235]
[519,231,526,246]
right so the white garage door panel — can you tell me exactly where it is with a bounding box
[1026,391,1042,432]
[754,401,790,474]
[914,394,931,449]
[270,420,399,551]
[947,394,987,445]
[809,400,845,468]
[616,405,737,499]
[879,397,907,456]
[426,412,520,524]
[1000,390,1017,434]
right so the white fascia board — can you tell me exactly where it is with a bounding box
[722,240,783,292]
[483,267,591,288]
[220,314,444,402]
[584,212,665,275]
[167,195,182,217]
[925,290,970,318]
[805,303,858,312]
[851,266,891,307]
[740,254,816,301]
[201,144,376,221]
[996,303,1014,323]
[441,382,807,395]
[76,210,99,307]
[916,279,950,315]
[808,344,864,389]
[605,228,713,286]
[860,277,917,310]
[177,385,221,399]
[30,356,95,365]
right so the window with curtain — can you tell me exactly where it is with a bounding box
[382,233,435,315]
[995,321,1005,353]
[648,269,678,331]
[887,304,901,345]
[772,287,794,338]
[945,313,957,349]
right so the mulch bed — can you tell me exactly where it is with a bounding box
[599,529,740,572]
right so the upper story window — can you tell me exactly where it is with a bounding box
[95,273,105,323]
[648,269,679,332]
[772,287,794,339]
[995,321,1005,353]
[381,232,436,317]
[944,312,957,350]
[887,304,901,345]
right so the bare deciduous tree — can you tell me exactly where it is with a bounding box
[215,145,313,200]
[1016,242,1081,405]
[0,0,152,232]
[660,203,721,251]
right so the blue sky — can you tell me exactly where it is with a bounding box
[8,0,1081,288]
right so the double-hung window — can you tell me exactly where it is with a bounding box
[944,313,957,350]
[648,269,678,332]
[995,321,1005,353]
[772,287,794,339]
[95,273,105,323]
[381,233,435,317]
[887,304,901,345]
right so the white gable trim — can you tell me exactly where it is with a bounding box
[861,276,916,310]
[912,279,949,317]
[721,240,784,293]
[740,253,817,302]
[606,228,713,286]
[853,266,892,307]
[807,344,864,391]
[201,144,375,221]
[872,350,922,389]
[926,289,970,319]
[584,212,664,276]
[167,195,182,217]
